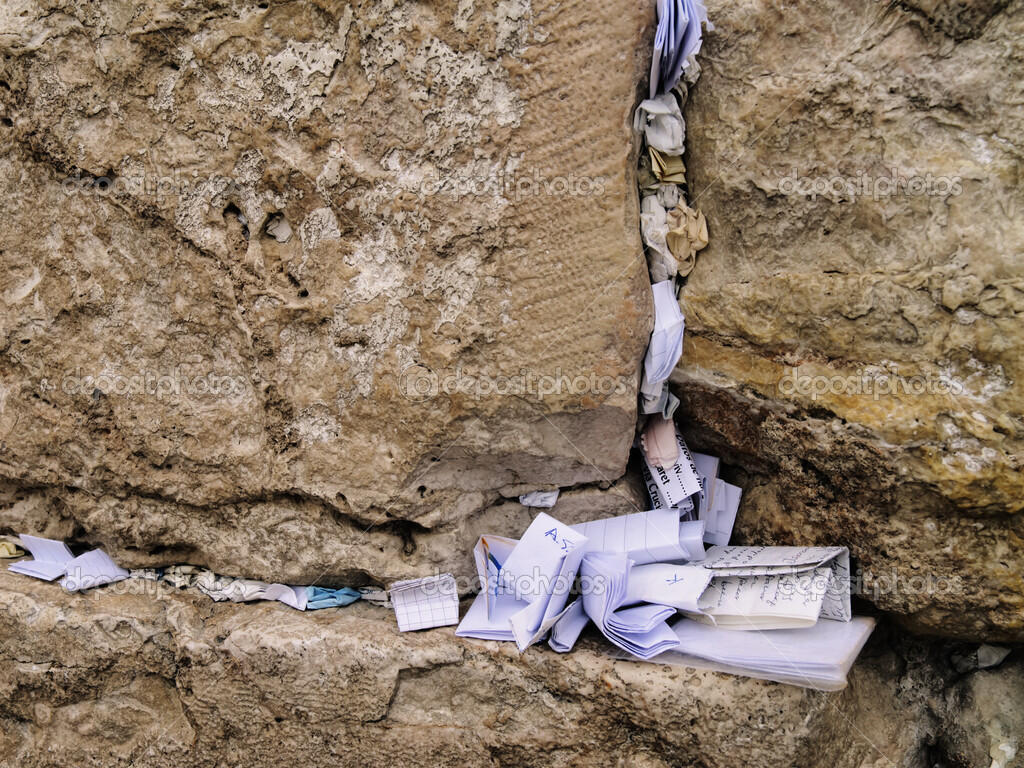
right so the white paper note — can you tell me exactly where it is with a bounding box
[572,508,705,565]
[703,479,741,546]
[519,490,560,508]
[580,552,680,660]
[640,280,685,398]
[59,550,130,592]
[548,598,590,653]
[499,513,588,650]
[691,566,834,630]
[624,562,713,613]
[702,545,852,622]
[456,590,526,642]
[633,93,686,155]
[389,573,460,632]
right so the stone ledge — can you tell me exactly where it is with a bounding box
[0,570,929,767]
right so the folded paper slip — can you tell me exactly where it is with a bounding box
[640,280,685,398]
[389,573,459,631]
[572,508,704,565]
[640,196,678,283]
[639,382,680,420]
[642,616,877,691]
[548,598,590,653]
[580,552,680,660]
[633,92,686,155]
[702,479,741,547]
[59,550,130,592]
[519,490,559,508]
[649,147,686,184]
[456,591,524,642]
[649,0,710,98]
[666,203,708,269]
[624,562,714,613]
[456,534,523,641]
[499,513,588,650]
[700,545,852,625]
[193,570,308,610]
[691,452,741,546]
[8,534,74,581]
[9,535,128,591]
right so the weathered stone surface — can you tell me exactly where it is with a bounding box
[0,0,652,581]
[1,0,1023,762]
[0,569,961,768]
[676,0,1024,639]
[940,656,1024,767]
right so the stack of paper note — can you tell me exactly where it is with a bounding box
[648,616,877,690]
[649,0,709,98]
[638,417,742,549]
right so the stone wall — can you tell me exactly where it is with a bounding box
[677,0,1023,641]
[0,0,651,585]
[0,0,1022,764]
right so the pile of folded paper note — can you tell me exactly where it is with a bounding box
[4,535,384,610]
[453,509,874,690]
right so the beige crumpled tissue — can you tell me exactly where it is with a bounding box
[649,147,686,184]
[0,541,24,558]
[665,202,708,277]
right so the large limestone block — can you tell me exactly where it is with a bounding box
[0,570,931,768]
[0,0,652,579]
[676,0,1024,639]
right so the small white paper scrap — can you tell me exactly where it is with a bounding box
[519,490,560,508]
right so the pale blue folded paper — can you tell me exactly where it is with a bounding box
[306,586,362,609]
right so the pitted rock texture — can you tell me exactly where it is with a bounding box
[1,569,1009,768]
[675,0,1024,640]
[0,0,652,582]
